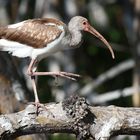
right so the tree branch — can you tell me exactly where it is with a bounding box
[0,96,140,140]
[90,86,135,104]
[80,59,134,96]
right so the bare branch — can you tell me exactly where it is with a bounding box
[0,96,140,140]
[89,86,135,104]
[80,59,134,96]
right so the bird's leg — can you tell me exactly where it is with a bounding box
[32,71,81,81]
[28,59,52,115]
[31,75,39,103]
[28,59,80,81]
[27,59,41,114]
[27,59,38,76]
[27,59,54,116]
[30,75,40,115]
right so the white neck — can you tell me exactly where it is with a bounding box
[69,29,83,48]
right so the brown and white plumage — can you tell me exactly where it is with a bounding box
[0,18,66,60]
[0,16,115,106]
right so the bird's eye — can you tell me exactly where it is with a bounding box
[83,21,87,25]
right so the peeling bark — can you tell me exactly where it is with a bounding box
[0,96,140,140]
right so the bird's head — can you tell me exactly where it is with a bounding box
[68,16,115,59]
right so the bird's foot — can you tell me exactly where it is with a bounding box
[29,102,45,116]
[54,71,81,81]
[29,71,81,81]
[30,102,54,117]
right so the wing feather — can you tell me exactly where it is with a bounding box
[0,18,64,48]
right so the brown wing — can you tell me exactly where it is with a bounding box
[0,18,64,48]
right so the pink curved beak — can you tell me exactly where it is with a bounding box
[85,24,115,59]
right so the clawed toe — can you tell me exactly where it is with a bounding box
[57,72,81,81]
[60,72,81,77]
[30,102,45,115]
[28,102,54,117]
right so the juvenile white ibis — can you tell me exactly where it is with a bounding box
[0,16,115,105]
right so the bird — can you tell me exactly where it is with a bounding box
[0,16,115,106]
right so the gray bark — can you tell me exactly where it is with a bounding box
[0,96,140,140]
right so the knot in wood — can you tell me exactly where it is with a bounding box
[62,95,88,120]
[62,95,92,139]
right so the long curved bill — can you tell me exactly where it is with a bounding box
[86,25,115,59]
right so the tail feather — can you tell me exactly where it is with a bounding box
[0,39,33,58]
